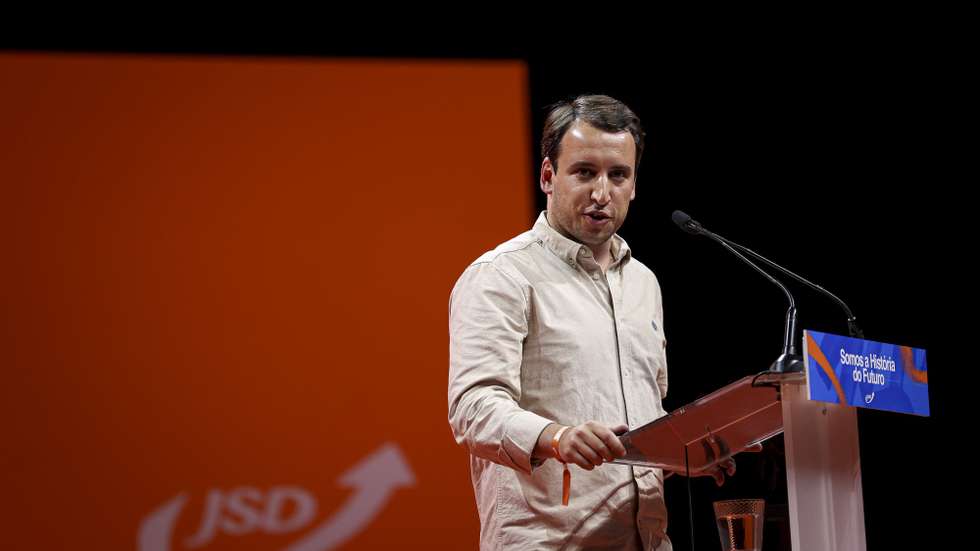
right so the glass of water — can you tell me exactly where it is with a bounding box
[713,499,765,551]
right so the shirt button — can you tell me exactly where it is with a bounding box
[592,273,600,280]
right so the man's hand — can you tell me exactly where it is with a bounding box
[667,443,764,486]
[549,421,628,470]
[705,457,738,487]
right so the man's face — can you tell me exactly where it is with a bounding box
[540,120,637,249]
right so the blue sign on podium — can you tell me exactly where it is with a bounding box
[803,330,929,416]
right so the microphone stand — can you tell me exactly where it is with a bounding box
[697,227,805,374]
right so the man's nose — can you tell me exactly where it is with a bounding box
[591,177,611,205]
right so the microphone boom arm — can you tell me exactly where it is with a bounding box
[715,236,864,338]
[702,229,802,371]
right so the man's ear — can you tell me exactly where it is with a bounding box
[540,157,555,195]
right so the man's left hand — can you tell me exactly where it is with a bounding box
[666,443,764,486]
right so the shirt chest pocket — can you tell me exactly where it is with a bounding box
[627,317,668,389]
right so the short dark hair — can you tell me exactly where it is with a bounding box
[541,94,645,170]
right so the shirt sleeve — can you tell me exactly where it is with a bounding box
[448,260,554,476]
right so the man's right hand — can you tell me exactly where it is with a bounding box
[540,421,628,470]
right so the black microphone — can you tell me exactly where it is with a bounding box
[672,210,864,339]
[672,210,804,373]
[671,210,703,235]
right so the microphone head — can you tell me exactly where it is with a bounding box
[671,210,702,235]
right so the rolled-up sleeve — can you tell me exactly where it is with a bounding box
[448,261,553,476]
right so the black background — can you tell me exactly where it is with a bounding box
[527,44,958,550]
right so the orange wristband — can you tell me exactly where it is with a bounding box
[552,426,571,506]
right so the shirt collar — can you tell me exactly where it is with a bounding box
[531,210,632,268]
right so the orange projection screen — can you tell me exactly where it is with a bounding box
[0,53,532,550]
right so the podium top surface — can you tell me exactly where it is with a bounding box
[613,372,802,474]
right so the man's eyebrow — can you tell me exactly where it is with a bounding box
[566,160,632,173]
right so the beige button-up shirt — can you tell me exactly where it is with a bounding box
[448,211,672,550]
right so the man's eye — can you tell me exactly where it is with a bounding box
[577,168,594,178]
